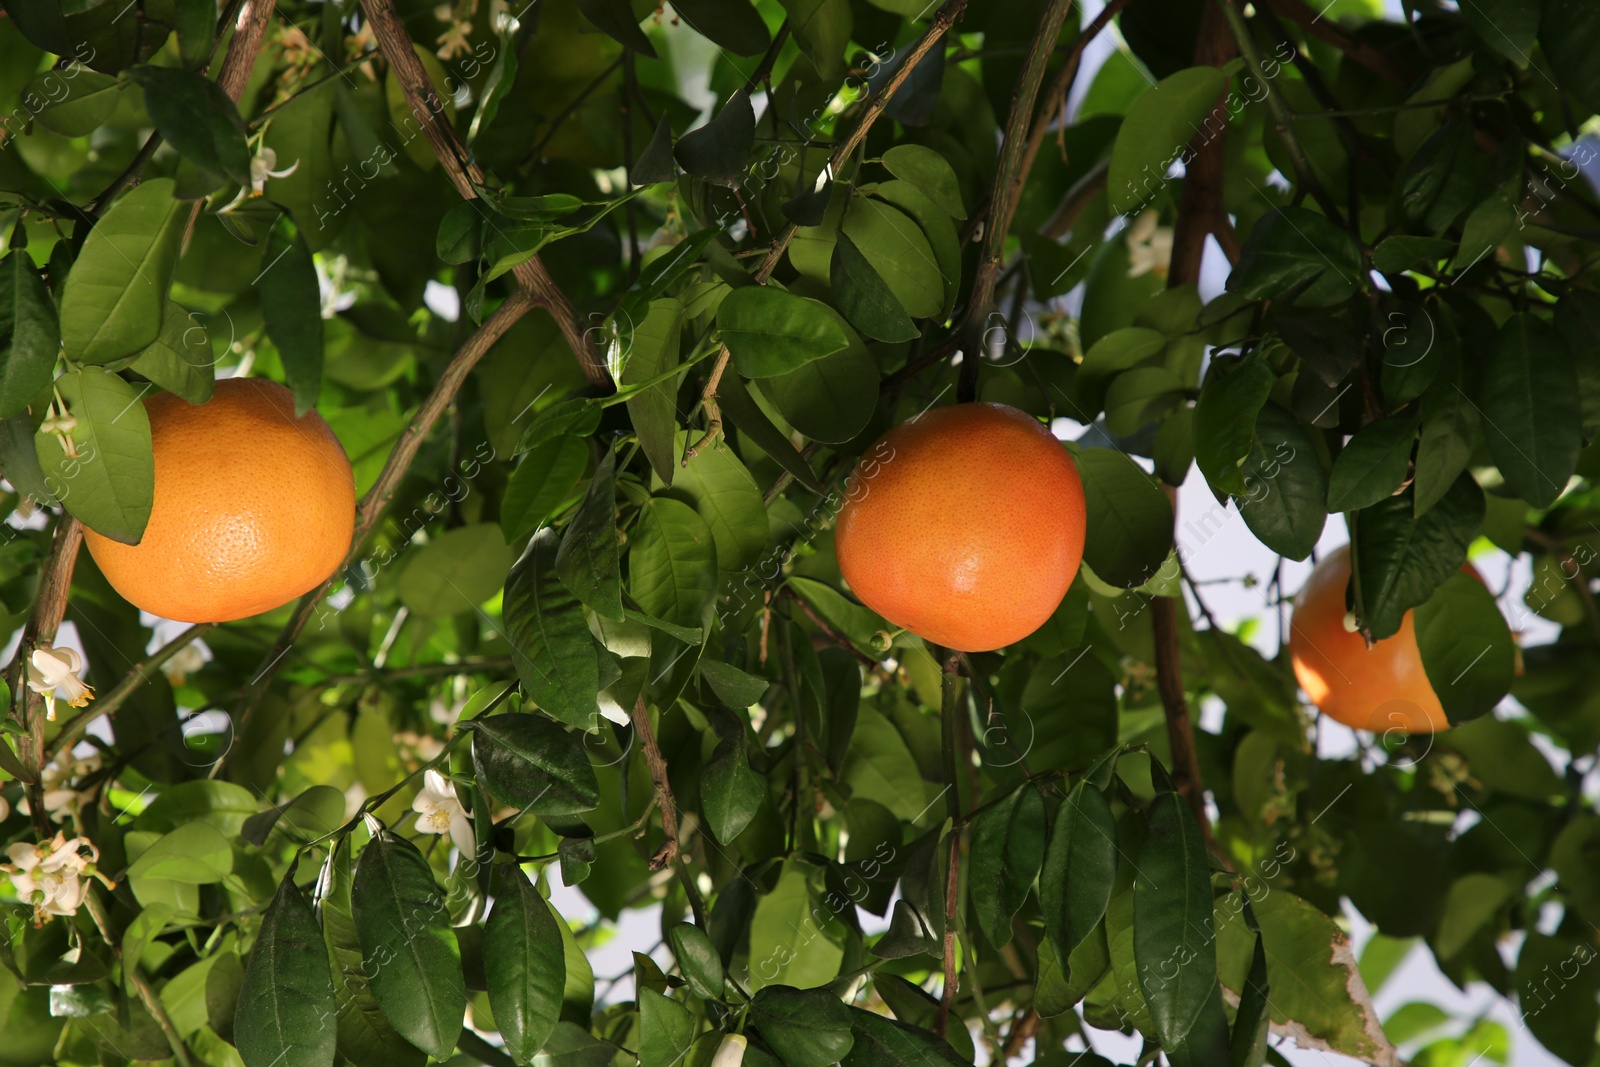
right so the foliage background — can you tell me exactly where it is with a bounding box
[1,0,1599,1064]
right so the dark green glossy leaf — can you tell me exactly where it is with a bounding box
[578,0,656,54]
[128,66,251,185]
[831,230,917,342]
[621,298,684,486]
[1415,573,1515,725]
[839,1006,967,1067]
[258,218,323,416]
[750,985,854,1067]
[629,495,718,632]
[501,435,588,543]
[699,660,768,708]
[1353,475,1484,640]
[638,989,694,1066]
[880,144,965,219]
[352,831,465,1059]
[1077,447,1174,587]
[556,446,623,621]
[321,842,423,1067]
[1195,353,1275,495]
[1414,377,1479,517]
[59,179,185,366]
[34,366,153,544]
[1541,0,1600,113]
[1326,412,1419,513]
[667,923,724,1001]
[1134,790,1216,1051]
[0,250,58,419]
[471,712,600,815]
[701,706,763,843]
[484,865,565,1064]
[633,115,676,184]
[674,89,753,186]
[128,299,215,405]
[1478,312,1580,508]
[1234,404,1325,561]
[716,371,824,493]
[1107,66,1228,215]
[968,783,1046,948]
[1041,780,1118,964]
[671,0,769,54]
[234,874,336,1067]
[503,528,602,729]
[1227,207,1363,307]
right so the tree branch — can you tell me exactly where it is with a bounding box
[935,650,964,1037]
[5,517,82,821]
[631,693,680,871]
[357,0,608,386]
[1257,0,1412,89]
[221,290,537,770]
[683,0,970,458]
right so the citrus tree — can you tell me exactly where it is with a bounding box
[2,0,1600,1063]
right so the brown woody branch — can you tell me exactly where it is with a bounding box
[1150,0,1237,832]
[221,290,537,771]
[684,0,970,460]
[357,0,607,386]
[1258,0,1411,88]
[631,693,680,871]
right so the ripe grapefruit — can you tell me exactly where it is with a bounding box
[834,402,1087,653]
[1289,544,1483,734]
[82,378,356,623]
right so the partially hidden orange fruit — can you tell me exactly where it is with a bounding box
[1289,544,1483,734]
[834,402,1087,653]
[83,378,356,623]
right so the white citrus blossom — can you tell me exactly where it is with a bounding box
[34,753,100,819]
[40,410,78,458]
[217,146,299,214]
[1126,210,1175,279]
[2,833,111,924]
[26,645,93,721]
[411,769,475,856]
[710,1034,747,1067]
[160,642,208,687]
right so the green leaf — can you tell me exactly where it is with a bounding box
[839,709,924,821]
[352,830,466,1059]
[35,366,154,544]
[779,0,851,81]
[1372,235,1456,274]
[1227,207,1363,307]
[839,1007,969,1067]
[622,298,685,486]
[674,89,753,185]
[1440,715,1564,800]
[1326,412,1419,513]
[128,66,251,185]
[436,203,481,265]
[172,0,213,68]
[1233,404,1325,561]
[0,249,59,419]
[1076,327,1168,414]
[1134,791,1216,1051]
[1413,379,1478,517]
[716,371,824,493]
[1353,475,1484,640]
[556,446,623,620]
[1414,573,1515,725]
[2,0,70,53]
[632,114,676,184]
[750,985,854,1067]
[638,989,694,1067]
[831,231,917,343]
[747,860,846,990]
[667,923,724,1001]
[1229,925,1270,1067]
[757,324,878,444]
[699,660,768,708]
[484,866,565,1064]
[1077,447,1174,588]
[880,144,965,219]
[128,300,215,405]
[718,286,850,378]
[1478,312,1580,508]
[258,218,324,417]
[501,435,588,543]
[1515,931,1600,1065]
[471,712,601,815]
[870,974,974,1061]
[503,528,602,729]
[59,178,185,366]
[1398,117,1479,234]
[840,197,942,321]
[1541,0,1600,113]
[1434,873,1512,960]
[701,706,763,843]
[670,429,767,573]
[1108,67,1229,215]
[868,181,962,318]
[466,17,519,144]
[31,65,119,136]
[234,875,336,1067]
[578,0,655,53]
[968,783,1046,949]
[1041,780,1118,965]
[1195,353,1275,495]
[397,524,514,617]
[629,495,718,632]
[670,0,769,54]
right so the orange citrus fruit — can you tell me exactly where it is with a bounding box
[83,378,356,623]
[1289,544,1483,734]
[834,402,1087,653]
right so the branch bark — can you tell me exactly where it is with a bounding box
[1151,0,1237,831]
[631,693,680,871]
[6,517,82,821]
[934,650,963,1037]
[357,0,607,386]
[684,0,970,458]
[221,290,537,770]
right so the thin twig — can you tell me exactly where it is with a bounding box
[935,650,964,1037]
[631,693,680,870]
[222,292,537,769]
[6,517,81,824]
[1258,0,1411,88]
[358,0,607,385]
[85,889,196,1067]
